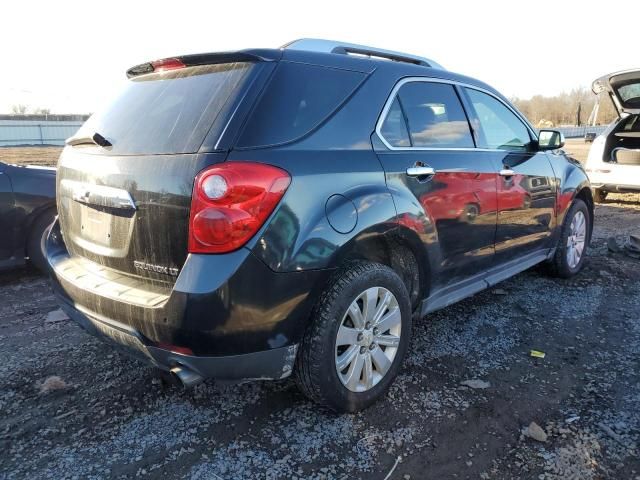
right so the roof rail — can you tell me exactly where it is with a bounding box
[281,38,444,70]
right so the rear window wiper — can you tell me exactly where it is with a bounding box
[66,132,112,148]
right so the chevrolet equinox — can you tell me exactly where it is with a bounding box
[46,39,593,412]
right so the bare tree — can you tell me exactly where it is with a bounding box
[11,104,28,114]
[32,107,51,115]
[512,88,619,127]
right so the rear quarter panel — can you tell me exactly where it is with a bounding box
[230,67,399,273]
[232,149,397,273]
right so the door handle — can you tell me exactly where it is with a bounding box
[406,166,436,177]
[499,169,515,177]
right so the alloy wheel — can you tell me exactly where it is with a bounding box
[334,286,401,392]
[566,210,586,269]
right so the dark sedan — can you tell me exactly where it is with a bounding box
[0,161,56,272]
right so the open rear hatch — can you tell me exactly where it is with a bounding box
[56,53,270,285]
[592,69,640,116]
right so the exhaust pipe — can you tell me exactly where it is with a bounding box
[170,365,204,388]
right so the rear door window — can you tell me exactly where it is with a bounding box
[380,81,474,148]
[379,98,411,147]
[237,62,366,147]
[75,63,255,155]
[464,88,532,151]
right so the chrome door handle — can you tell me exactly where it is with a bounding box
[499,169,515,177]
[406,166,436,177]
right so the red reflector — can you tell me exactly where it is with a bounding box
[151,58,186,72]
[156,343,194,356]
[188,162,291,254]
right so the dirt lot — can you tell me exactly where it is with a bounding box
[561,138,592,164]
[0,146,63,167]
[2,145,640,480]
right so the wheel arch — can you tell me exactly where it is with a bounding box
[574,186,594,240]
[554,157,593,236]
[330,224,430,311]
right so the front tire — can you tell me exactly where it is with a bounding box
[295,261,412,412]
[548,198,590,278]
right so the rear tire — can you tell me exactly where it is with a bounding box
[295,261,412,412]
[547,199,590,278]
[27,210,55,273]
[593,189,607,203]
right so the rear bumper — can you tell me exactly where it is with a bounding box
[591,183,640,193]
[46,219,330,379]
[56,292,297,380]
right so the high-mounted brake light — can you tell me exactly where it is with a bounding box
[151,58,186,72]
[188,162,291,253]
[126,58,186,78]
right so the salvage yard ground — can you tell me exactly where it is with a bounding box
[1,144,640,479]
[0,146,63,167]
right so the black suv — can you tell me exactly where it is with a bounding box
[47,39,593,412]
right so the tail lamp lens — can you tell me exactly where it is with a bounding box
[188,162,291,253]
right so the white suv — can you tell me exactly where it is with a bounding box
[586,69,640,202]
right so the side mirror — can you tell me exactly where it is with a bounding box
[538,129,565,150]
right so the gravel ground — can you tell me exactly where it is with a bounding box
[2,187,640,478]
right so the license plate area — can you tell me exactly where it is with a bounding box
[70,203,135,257]
[81,207,111,246]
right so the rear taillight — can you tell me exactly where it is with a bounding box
[188,162,291,253]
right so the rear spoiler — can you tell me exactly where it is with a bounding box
[126,49,282,78]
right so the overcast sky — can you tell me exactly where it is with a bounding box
[2,0,638,114]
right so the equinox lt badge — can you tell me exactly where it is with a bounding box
[134,261,179,277]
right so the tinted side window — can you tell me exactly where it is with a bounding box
[465,89,531,151]
[238,62,365,147]
[380,98,411,147]
[392,82,474,148]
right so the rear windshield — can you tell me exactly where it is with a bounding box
[617,83,640,108]
[237,62,365,148]
[75,62,254,155]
